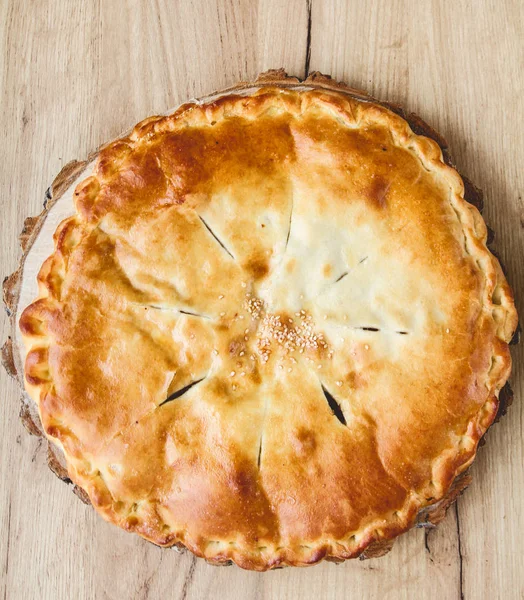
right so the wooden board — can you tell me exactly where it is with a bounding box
[0,1,522,598]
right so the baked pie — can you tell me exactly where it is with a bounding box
[19,74,518,570]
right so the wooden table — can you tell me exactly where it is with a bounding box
[1,1,522,598]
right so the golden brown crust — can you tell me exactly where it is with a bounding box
[18,74,518,570]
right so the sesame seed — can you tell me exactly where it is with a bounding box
[240,372,246,377]
[220,311,225,317]
[212,349,219,356]
[317,364,322,369]
[230,371,236,377]
[446,328,450,333]
[336,381,342,387]
[288,367,292,372]
[241,282,247,288]
[218,294,224,299]
[364,344,369,350]
[239,351,245,356]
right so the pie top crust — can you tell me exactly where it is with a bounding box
[19,83,518,570]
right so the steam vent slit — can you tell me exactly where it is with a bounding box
[160,377,206,406]
[321,385,347,425]
[135,304,210,319]
[285,198,294,251]
[178,309,210,319]
[198,215,235,259]
[257,436,263,469]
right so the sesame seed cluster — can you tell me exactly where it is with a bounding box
[244,293,331,365]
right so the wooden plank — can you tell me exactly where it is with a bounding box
[0,1,308,599]
[1,1,103,599]
[310,1,524,598]
[94,0,309,143]
[257,0,309,76]
[0,2,103,598]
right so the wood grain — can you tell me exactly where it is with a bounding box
[1,1,522,599]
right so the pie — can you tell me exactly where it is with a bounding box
[19,75,518,570]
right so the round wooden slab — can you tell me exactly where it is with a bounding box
[2,69,515,559]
